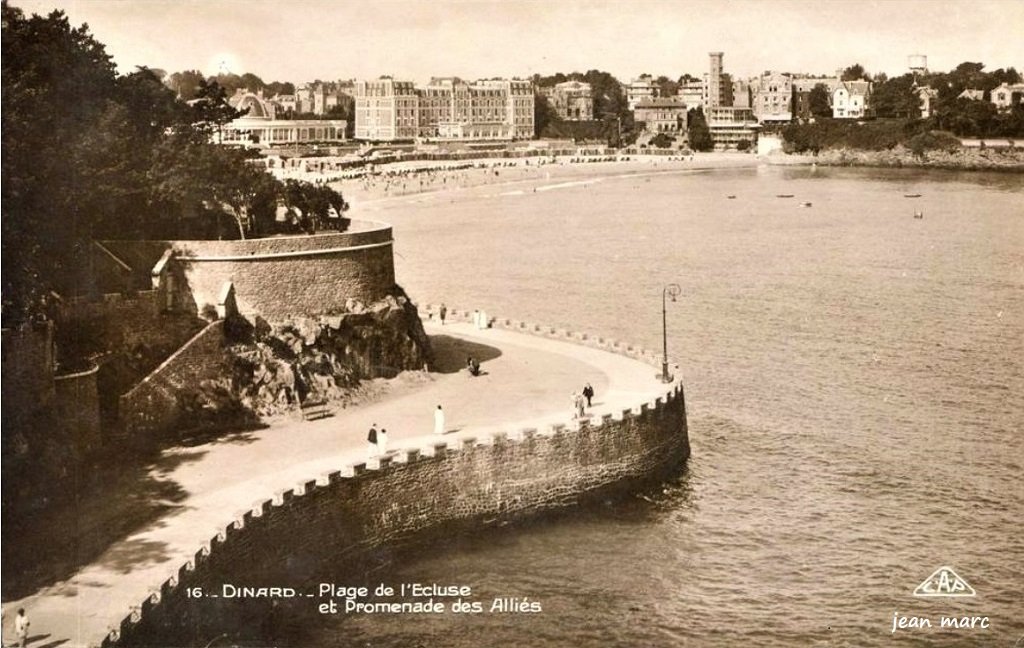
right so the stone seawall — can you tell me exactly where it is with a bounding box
[101,222,397,323]
[103,312,689,647]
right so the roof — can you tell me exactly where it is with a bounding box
[837,80,872,96]
[634,98,687,110]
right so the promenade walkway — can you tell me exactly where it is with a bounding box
[1,320,667,648]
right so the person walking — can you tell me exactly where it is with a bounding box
[439,303,447,326]
[571,391,582,419]
[366,424,379,459]
[434,405,445,435]
[583,383,594,408]
[378,428,389,455]
[15,608,30,647]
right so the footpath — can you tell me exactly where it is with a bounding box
[1,320,666,648]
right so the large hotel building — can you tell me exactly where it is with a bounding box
[354,77,534,141]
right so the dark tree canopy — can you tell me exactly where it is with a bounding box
[809,83,833,118]
[687,108,713,151]
[841,64,870,81]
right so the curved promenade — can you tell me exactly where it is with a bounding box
[3,311,685,648]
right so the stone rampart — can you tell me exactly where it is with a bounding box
[101,221,396,323]
[118,321,227,439]
[103,311,689,647]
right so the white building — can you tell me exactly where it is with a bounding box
[990,82,1024,111]
[832,80,872,119]
[627,75,658,110]
[220,91,347,148]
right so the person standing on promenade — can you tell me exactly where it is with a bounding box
[15,608,30,647]
[378,428,389,455]
[571,391,581,419]
[366,424,379,459]
[583,383,594,408]
[439,303,447,326]
[434,405,445,435]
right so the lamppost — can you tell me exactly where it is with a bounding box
[662,283,681,382]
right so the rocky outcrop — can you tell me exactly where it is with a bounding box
[778,145,1024,171]
[217,289,432,418]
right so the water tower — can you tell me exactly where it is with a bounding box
[908,54,928,74]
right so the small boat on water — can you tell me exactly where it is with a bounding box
[776,194,794,198]
[904,193,923,198]
[800,202,813,208]
[726,195,737,199]
[913,211,924,219]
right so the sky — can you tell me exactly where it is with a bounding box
[11,0,1024,84]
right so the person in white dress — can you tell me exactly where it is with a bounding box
[434,405,445,435]
[378,428,389,455]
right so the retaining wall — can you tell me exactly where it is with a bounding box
[101,221,396,323]
[103,310,689,647]
[118,321,227,439]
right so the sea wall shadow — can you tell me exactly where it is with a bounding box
[428,334,503,374]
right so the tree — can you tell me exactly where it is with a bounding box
[809,83,832,119]
[166,69,205,100]
[841,64,870,81]
[687,108,713,151]
[871,74,919,119]
[534,93,559,137]
[656,75,679,98]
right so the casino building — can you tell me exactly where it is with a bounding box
[218,90,348,148]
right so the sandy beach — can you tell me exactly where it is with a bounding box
[268,152,763,207]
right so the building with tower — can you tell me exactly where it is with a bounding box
[703,52,733,109]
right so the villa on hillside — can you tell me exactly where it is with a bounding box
[990,82,1024,111]
[545,81,594,121]
[832,80,872,119]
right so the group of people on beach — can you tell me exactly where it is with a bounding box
[365,405,447,459]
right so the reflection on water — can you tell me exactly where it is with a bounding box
[297,165,1023,647]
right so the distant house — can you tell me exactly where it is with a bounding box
[832,80,872,119]
[546,81,594,121]
[627,75,658,110]
[634,98,688,133]
[957,88,984,101]
[990,82,1024,111]
[676,80,704,110]
[915,86,938,118]
[751,71,793,123]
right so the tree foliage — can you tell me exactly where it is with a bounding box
[808,83,833,119]
[841,64,870,81]
[687,108,713,151]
